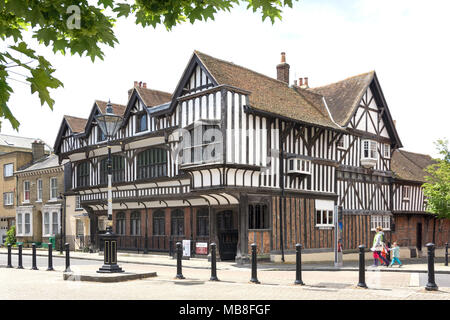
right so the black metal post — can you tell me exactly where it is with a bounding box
[60,206,63,255]
[425,243,438,291]
[210,242,219,281]
[7,243,12,268]
[445,242,448,267]
[295,243,304,285]
[144,207,148,254]
[17,244,23,269]
[250,243,260,284]
[357,245,367,288]
[64,243,71,273]
[47,243,54,271]
[31,243,38,270]
[175,242,185,279]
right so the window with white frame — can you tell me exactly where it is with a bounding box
[37,179,42,202]
[76,220,84,237]
[362,140,377,160]
[24,213,31,234]
[315,199,334,227]
[403,186,410,201]
[16,213,22,234]
[50,177,58,200]
[43,211,60,236]
[75,195,82,210]
[52,212,59,235]
[3,163,13,177]
[43,212,50,235]
[23,181,30,203]
[337,135,348,150]
[370,215,390,231]
[383,143,390,158]
[3,192,13,206]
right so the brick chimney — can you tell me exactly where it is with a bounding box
[32,139,45,162]
[276,52,290,84]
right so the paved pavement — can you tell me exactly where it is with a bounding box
[0,248,449,300]
[1,247,448,274]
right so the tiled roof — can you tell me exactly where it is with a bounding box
[64,115,87,134]
[0,133,52,151]
[308,71,375,126]
[15,154,67,173]
[95,100,126,116]
[391,149,436,183]
[194,51,342,130]
[135,87,172,107]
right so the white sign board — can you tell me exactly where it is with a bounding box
[182,240,191,257]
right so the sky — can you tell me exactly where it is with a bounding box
[3,0,450,158]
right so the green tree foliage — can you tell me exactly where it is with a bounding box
[423,139,450,219]
[5,225,16,245]
[0,0,296,130]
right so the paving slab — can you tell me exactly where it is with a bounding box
[63,271,157,282]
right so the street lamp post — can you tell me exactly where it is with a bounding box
[96,100,124,273]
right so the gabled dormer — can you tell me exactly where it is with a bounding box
[53,115,87,156]
[122,82,172,135]
[83,100,127,145]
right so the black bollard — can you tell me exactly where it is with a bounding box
[425,243,438,291]
[17,244,23,269]
[210,242,219,281]
[295,243,304,285]
[357,245,367,288]
[7,243,12,268]
[445,242,448,267]
[250,243,260,284]
[31,243,38,270]
[175,242,185,279]
[64,243,71,273]
[47,243,54,271]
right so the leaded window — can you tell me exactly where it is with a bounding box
[136,112,148,133]
[248,204,269,229]
[100,155,125,184]
[171,209,184,236]
[130,211,141,236]
[77,162,90,187]
[153,210,165,236]
[116,212,126,235]
[196,208,209,236]
[182,123,222,165]
[137,148,167,180]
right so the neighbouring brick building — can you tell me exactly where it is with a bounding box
[0,134,51,243]
[15,143,65,246]
[391,149,450,255]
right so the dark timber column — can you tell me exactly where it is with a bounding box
[236,193,249,264]
[208,207,219,260]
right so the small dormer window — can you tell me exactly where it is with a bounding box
[403,186,410,201]
[97,126,106,142]
[383,143,390,158]
[337,135,348,150]
[136,112,148,133]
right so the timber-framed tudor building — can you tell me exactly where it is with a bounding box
[54,51,450,262]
